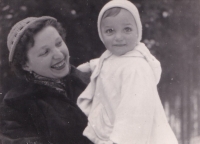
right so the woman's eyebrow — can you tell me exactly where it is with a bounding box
[102,24,113,28]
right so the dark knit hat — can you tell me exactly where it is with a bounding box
[7,16,57,62]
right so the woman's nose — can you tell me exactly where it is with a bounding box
[53,49,63,60]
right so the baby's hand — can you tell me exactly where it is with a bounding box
[77,62,91,73]
[77,58,100,73]
[89,58,99,71]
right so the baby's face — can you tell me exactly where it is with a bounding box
[100,9,138,56]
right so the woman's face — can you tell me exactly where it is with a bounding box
[23,26,70,79]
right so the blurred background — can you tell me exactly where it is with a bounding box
[0,0,200,143]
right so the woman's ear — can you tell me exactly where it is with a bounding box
[22,63,31,72]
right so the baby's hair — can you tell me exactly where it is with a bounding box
[11,19,66,79]
[102,7,122,19]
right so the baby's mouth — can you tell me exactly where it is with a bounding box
[113,44,126,47]
[51,59,66,70]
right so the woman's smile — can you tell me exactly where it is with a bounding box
[51,59,66,70]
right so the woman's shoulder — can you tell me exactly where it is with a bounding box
[0,85,46,144]
[0,83,36,124]
[70,65,91,85]
[4,82,37,100]
[2,82,48,107]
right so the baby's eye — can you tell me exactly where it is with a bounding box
[105,28,114,34]
[124,27,132,32]
[39,49,49,57]
[56,41,62,47]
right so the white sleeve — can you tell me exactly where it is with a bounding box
[77,81,95,117]
[110,64,156,144]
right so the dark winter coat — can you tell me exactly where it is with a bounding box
[0,67,92,144]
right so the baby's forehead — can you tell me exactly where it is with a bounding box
[101,8,136,25]
[102,7,135,20]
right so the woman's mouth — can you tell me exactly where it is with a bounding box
[51,60,66,70]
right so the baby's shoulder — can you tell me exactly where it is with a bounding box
[123,57,150,69]
[118,57,152,77]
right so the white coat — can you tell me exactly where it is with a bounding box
[77,43,178,144]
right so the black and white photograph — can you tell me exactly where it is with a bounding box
[0,0,200,144]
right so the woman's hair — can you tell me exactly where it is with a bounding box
[102,7,122,19]
[11,19,66,79]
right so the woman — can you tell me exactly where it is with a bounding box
[0,16,92,144]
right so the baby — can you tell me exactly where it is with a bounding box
[77,0,178,144]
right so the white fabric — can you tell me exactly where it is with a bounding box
[97,0,142,44]
[77,43,178,144]
[77,58,99,73]
[134,43,161,84]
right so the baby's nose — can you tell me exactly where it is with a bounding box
[115,33,123,41]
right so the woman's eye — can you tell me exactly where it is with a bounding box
[105,29,114,34]
[56,41,62,47]
[124,27,132,32]
[39,50,49,56]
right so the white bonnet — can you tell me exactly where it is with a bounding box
[97,0,142,44]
